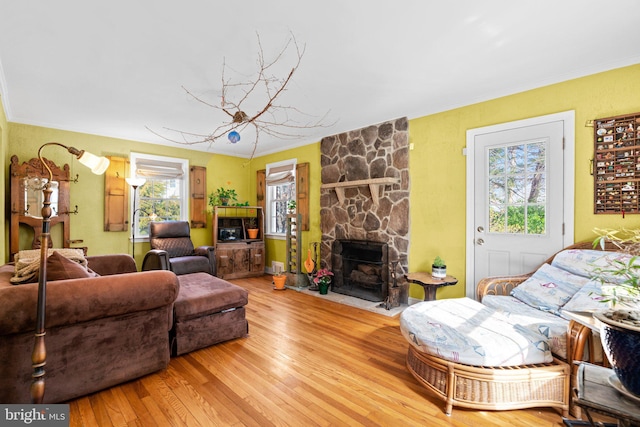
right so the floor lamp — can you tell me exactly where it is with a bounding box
[125,178,146,265]
[32,142,109,404]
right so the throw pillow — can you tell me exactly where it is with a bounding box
[10,248,89,284]
[551,249,637,283]
[40,251,93,282]
[511,263,590,315]
[560,280,607,314]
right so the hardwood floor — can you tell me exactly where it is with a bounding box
[68,275,579,426]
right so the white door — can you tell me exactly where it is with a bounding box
[466,112,575,298]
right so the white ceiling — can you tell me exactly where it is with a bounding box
[1,1,640,158]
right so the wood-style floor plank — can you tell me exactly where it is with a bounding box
[65,274,591,426]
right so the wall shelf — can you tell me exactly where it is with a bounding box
[320,177,400,206]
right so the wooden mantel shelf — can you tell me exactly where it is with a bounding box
[320,177,400,206]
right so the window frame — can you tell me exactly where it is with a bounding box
[129,152,189,241]
[264,159,297,238]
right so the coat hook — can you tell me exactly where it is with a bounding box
[72,174,79,183]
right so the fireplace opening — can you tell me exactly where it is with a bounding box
[331,240,388,302]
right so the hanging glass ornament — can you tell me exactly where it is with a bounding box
[228,130,241,143]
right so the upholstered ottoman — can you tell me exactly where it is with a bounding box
[172,272,249,356]
[400,298,569,416]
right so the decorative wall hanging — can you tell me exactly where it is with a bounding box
[593,112,640,215]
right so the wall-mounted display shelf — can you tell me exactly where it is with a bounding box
[593,112,640,215]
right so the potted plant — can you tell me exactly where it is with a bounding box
[591,228,640,398]
[208,187,238,207]
[432,256,447,279]
[287,199,296,213]
[246,217,259,239]
[273,269,287,290]
[313,268,333,295]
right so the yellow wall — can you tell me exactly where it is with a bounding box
[409,63,640,299]
[4,63,640,300]
[5,123,240,265]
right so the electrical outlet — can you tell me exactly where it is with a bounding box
[272,261,284,274]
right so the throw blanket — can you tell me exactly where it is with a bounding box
[10,248,87,284]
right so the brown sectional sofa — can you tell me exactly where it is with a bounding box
[0,254,180,404]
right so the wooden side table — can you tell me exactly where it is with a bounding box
[569,363,640,427]
[404,272,458,301]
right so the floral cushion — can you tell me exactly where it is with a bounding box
[511,263,589,315]
[482,295,570,359]
[400,297,552,367]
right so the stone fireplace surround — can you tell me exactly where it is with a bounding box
[319,117,410,304]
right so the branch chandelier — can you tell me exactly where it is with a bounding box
[147,33,333,159]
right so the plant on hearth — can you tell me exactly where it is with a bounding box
[313,268,333,286]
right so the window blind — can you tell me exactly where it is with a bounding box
[266,162,295,185]
[135,158,184,179]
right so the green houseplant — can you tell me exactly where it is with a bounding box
[432,256,446,279]
[246,217,259,239]
[590,228,640,398]
[313,268,333,295]
[208,187,238,207]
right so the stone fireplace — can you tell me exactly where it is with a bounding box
[332,240,388,302]
[320,117,410,303]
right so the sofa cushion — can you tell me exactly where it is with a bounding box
[550,249,638,284]
[170,256,212,275]
[400,297,552,366]
[41,251,95,282]
[559,280,607,314]
[511,263,589,315]
[10,248,88,284]
[482,295,570,359]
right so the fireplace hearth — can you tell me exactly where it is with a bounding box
[331,240,388,302]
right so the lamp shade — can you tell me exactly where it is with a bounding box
[125,177,146,187]
[78,151,110,174]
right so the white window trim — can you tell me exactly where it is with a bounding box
[129,152,189,241]
[265,158,296,238]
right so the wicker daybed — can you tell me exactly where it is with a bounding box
[406,346,569,416]
[402,242,612,417]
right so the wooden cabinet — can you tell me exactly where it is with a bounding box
[593,112,640,214]
[213,206,265,279]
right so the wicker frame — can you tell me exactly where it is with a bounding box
[471,241,616,417]
[406,346,570,416]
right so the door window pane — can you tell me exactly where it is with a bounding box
[487,140,547,236]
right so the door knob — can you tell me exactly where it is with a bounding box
[476,238,485,245]
[477,226,484,233]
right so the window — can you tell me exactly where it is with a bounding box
[129,152,189,239]
[487,141,547,235]
[265,160,296,235]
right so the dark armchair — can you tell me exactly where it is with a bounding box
[142,221,216,276]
